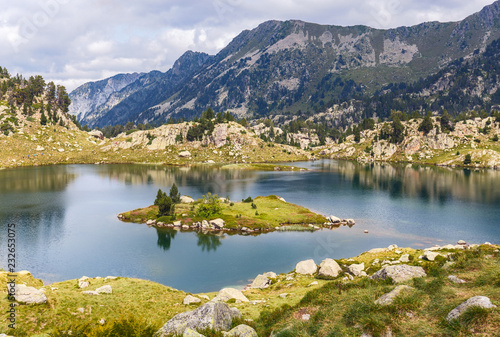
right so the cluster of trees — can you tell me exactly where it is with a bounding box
[186,108,235,141]
[154,184,181,219]
[97,121,156,138]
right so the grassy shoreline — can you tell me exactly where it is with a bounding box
[118,195,330,232]
[1,243,498,336]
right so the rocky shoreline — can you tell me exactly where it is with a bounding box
[2,240,498,336]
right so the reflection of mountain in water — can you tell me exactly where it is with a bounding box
[156,228,177,251]
[97,164,260,197]
[316,161,500,204]
[0,165,76,192]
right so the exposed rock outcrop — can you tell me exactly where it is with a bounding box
[371,265,426,283]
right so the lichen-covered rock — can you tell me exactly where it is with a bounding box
[370,264,426,283]
[155,300,240,336]
[216,288,249,303]
[375,285,414,305]
[423,251,441,261]
[209,218,225,229]
[179,151,192,158]
[78,276,90,289]
[183,328,206,337]
[295,259,317,275]
[184,295,202,305]
[12,284,47,304]
[180,196,195,203]
[223,324,258,337]
[318,258,342,278]
[446,296,496,321]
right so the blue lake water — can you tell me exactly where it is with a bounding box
[0,160,499,292]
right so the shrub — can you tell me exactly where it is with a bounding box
[196,193,222,218]
[242,196,253,203]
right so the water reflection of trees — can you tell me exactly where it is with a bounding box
[317,160,500,204]
[156,228,177,251]
[97,164,259,197]
[196,232,222,252]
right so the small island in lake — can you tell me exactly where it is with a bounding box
[118,185,354,232]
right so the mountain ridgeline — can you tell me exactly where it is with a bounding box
[70,1,500,128]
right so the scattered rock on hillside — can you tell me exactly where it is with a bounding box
[446,296,497,321]
[89,130,104,140]
[180,196,195,203]
[423,251,441,261]
[251,274,272,289]
[448,275,467,284]
[96,285,112,294]
[222,324,258,337]
[399,254,410,263]
[12,284,47,304]
[370,264,426,283]
[375,285,414,305]
[295,259,317,275]
[216,288,249,303]
[155,300,241,336]
[184,295,202,305]
[78,276,90,288]
[347,263,365,277]
[318,258,342,278]
[178,151,192,158]
[82,291,99,295]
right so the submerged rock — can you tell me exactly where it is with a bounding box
[446,296,496,321]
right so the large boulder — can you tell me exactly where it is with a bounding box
[155,300,241,336]
[251,274,272,289]
[370,264,426,283]
[347,263,365,277]
[318,259,342,278]
[375,285,414,305]
[216,288,249,303]
[78,276,90,288]
[327,216,341,224]
[295,259,317,275]
[423,251,441,261]
[223,324,258,337]
[446,296,497,321]
[209,219,225,229]
[12,284,47,304]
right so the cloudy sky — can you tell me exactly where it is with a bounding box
[0,0,495,91]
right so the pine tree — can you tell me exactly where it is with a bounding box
[418,112,433,135]
[169,183,181,204]
[154,189,165,206]
[157,196,173,218]
[40,112,47,125]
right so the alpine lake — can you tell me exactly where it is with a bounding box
[0,160,499,293]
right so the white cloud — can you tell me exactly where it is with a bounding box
[0,0,495,91]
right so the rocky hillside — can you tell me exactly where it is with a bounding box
[71,1,500,127]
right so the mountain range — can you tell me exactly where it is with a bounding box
[69,1,500,128]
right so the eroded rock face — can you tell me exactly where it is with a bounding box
[375,285,414,305]
[295,259,317,275]
[155,300,240,336]
[446,296,497,321]
[318,258,342,278]
[370,264,426,283]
